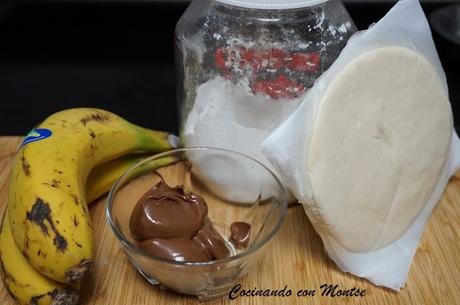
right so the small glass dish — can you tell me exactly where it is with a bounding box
[106,147,287,300]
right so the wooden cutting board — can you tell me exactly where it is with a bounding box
[0,136,459,305]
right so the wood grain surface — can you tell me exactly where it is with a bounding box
[0,136,459,305]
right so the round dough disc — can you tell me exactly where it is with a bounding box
[307,47,452,252]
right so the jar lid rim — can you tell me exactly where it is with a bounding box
[215,0,329,10]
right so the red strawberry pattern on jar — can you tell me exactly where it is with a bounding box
[214,46,320,99]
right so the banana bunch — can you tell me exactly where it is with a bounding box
[1,108,177,305]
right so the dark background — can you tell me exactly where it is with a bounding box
[0,0,458,135]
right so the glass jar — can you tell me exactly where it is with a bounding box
[175,0,356,201]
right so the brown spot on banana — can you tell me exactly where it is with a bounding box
[36,249,47,258]
[73,215,79,227]
[21,156,31,176]
[25,236,30,249]
[80,112,110,126]
[71,194,80,206]
[26,199,68,252]
[53,234,67,252]
[43,179,60,188]
[79,201,89,217]
[65,259,92,283]
[30,293,46,305]
[88,129,96,139]
[26,199,50,235]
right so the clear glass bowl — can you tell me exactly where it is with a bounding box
[106,147,287,300]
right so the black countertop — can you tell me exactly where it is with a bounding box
[0,1,459,135]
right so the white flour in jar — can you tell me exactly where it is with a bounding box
[183,76,303,203]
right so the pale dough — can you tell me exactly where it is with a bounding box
[306,47,452,252]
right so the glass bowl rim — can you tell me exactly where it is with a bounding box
[105,146,288,267]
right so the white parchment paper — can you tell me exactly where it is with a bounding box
[261,0,460,290]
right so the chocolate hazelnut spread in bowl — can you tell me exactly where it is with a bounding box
[106,148,287,300]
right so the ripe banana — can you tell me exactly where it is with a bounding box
[86,154,177,203]
[1,153,176,305]
[8,108,176,283]
[0,210,79,305]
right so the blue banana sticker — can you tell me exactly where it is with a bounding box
[21,128,53,148]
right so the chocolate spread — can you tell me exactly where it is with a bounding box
[229,221,251,249]
[129,180,230,262]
